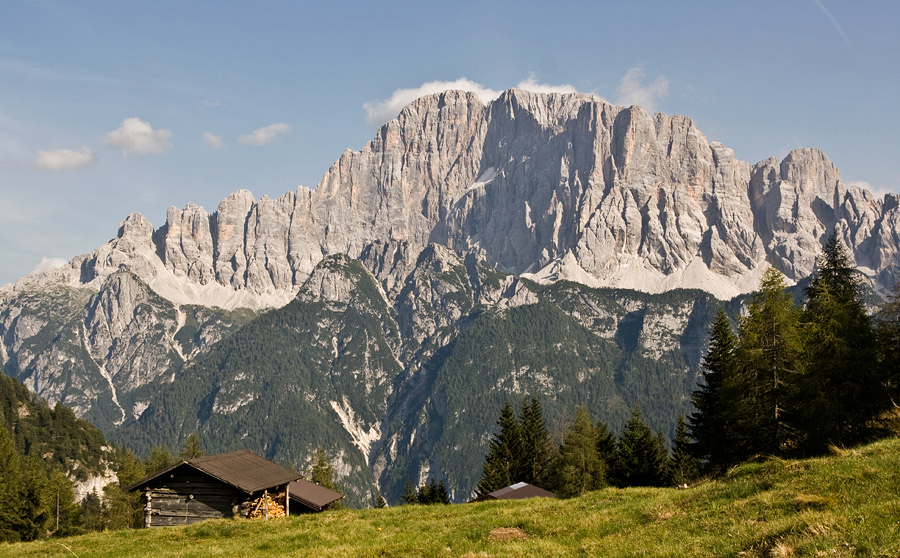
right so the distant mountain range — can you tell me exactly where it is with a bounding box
[1,89,897,504]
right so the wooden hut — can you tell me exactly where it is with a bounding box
[127,450,302,527]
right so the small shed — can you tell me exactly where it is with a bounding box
[472,482,556,502]
[127,450,303,527]
[287,479,343,513]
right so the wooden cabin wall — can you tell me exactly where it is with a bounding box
[144,470,245,527]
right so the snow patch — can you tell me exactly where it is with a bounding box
[468,167,496,189]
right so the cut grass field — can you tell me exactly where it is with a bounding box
[6,437,900,557]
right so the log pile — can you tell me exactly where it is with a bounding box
[247,493,285,519]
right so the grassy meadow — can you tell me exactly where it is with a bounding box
[5,437,900,557]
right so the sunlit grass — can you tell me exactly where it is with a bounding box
[6,437,900,557]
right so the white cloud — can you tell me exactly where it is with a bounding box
[203,131,224,149]
[238,123,292,146]
[516,74,578,96]
[363,76,580,128]
[103,117,173,156]
[33,146,95,171]
[615,67,669,112]
[848,180,898,199]
[31,256,68,274]
[363,79,502,128]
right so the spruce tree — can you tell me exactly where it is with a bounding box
[374,490,387,508]
[610,406,668,487]
[144,445,176,473]
[432,480,450,504]
[518,395,555,488]
[736,266,801,458]
[179,432,204,460]
[595,418,617,467]
[0,421,25,542]
[401,479,418,504]
[475,399,523,496]
[418,479,434,504]
[307,448,338,491]
[669,414,700,486]
[555,406,604,497]
[689,307,741,471]
[795,231,883,453]
[876,281,900,414]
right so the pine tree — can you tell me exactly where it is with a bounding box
[0,421,25,542]
[417,479,434,504]
[736,266,801,458]
[689,307,741,471]
[374,490,387,508]
[307,448,337,490]
[795,231,884,453]
[307,448,343,509]
[595,419,617,467]
[475,399,523,496]
[102,450,145,530]
[555,406,604,497]
[517,395,555,488]
[610,406,668,487]
[401,479,418,505]
[179,432,204,460]
[434,480,450,504]
[669,414,700,486]
[47,468,80,536]
[876,281,900,414]
[144,445,176,473]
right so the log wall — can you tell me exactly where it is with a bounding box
[143,471,245,527]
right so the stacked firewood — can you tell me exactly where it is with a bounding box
[247,493,285,519]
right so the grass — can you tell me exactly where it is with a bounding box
[6,437,900,557]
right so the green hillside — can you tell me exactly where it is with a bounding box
[6,436,900,557]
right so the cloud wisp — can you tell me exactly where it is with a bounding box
[103,117,173,156]
[203,131,224,149]
[31,256,68,275]
[615,67,669,112]
[33,146,95,171]
[813,0,853,49]
[848,180,900,200]
[238,123,292,146]
[362,75,579,128]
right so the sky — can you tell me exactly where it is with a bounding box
[1,0,899,286]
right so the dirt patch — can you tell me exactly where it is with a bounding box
[489,527,528,541]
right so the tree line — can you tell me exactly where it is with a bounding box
[690,232,900,471]
[475,395,699,499]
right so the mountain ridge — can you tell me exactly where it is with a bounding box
[5,88,897,309]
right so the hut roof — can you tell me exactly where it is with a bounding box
[475,482,556,502]
[127,450,302,494]
[288,479,343,511]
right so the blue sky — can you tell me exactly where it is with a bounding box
[1,0,898,285]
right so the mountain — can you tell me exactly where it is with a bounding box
[1,88,898,504]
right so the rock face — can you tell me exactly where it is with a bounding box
[9,89,896,309]
[1,88,898,503]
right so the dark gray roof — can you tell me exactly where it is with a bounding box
[287,479,343,511]
[127,450,302,494]
[478,482,556,501]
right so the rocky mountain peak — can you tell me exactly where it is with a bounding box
[11,89,899,308]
